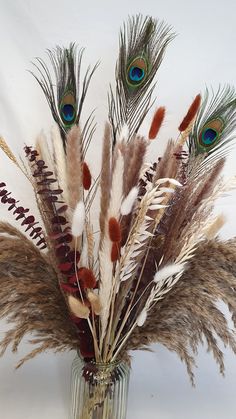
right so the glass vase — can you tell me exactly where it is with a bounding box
[69,355,130,419]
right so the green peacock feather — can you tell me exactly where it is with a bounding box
[108,15,174,144]
[188,85,236,159]
[31,43,98,147]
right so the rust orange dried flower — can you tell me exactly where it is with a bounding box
[178,94,201,132]
[82,162,92,190]
[78,267,97,289]
[111,242,121,262]
[148,107,165,139]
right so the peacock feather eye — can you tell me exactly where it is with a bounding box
[199,118,224,151]
[126,56,148,88]
[59,92,77,126]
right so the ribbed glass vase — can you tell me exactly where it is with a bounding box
[69,355,130,419]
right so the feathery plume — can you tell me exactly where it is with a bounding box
[0,136,19,167]
[148,107,165,139]
[99,150,124,346]
[99,123,112,238]
[36,131,53,169]
[66,126,82,212]
[133,263,186,330]
[51,125,68,203]
[178,94,201,132]
[203,214,226,240]
[118,124,129,143]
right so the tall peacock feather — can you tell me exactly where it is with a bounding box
[108,15,174,144]
[31,43,98,147]
[188,85,236,160]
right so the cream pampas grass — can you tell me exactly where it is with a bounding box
[66,126,82,212]
[51,125,68,203]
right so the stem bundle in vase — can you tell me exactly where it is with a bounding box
[1,14,236,419]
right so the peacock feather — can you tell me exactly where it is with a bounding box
[188,86,236,159]
[31,43,98,147]
[108,15,174,144]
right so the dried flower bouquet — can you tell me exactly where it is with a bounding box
[1,14,236,418]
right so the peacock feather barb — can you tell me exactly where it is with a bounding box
[188,85,236,159]
[1,15,236,385]
[108,15,174,144]
[31,43,98,147]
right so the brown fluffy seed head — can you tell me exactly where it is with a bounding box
[108,217,121,242]
[148,107,166,139]
[82,162,92,190]
[178,94,201,132]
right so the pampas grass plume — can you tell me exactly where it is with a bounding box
[120,186,139,215]
[118,124,129,142]
[203,214,226,240]
[72,201,85,237]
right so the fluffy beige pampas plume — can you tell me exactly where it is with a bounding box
[66,126,82,213]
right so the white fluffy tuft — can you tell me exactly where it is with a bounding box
[71,201,85,237]
[153,263,185,283]
[136,309,147,327]
[156,178,182,187]
[120,187,139,215]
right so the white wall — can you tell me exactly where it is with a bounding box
[0,0,236,418]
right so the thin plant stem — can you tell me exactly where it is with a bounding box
[74,237,84,303]
[74,238,100,361]
[107,243,151,361]
[110,322,137,362]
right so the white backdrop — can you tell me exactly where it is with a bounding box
[0,0,236,418]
